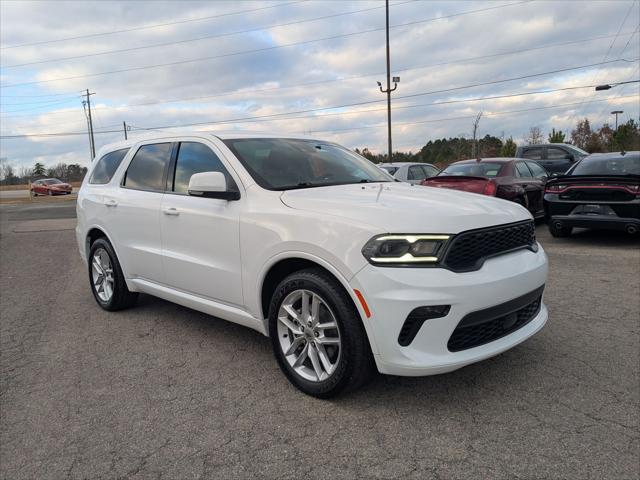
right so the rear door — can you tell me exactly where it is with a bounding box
[103,142,173,282]
[514,161,543,214]
[523,161,547,216]
[160,140,244,307]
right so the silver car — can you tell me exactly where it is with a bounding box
[378,162,440,185]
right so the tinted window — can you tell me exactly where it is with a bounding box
[223,138,391,190]
[522,148,543,160]
[90,148,130,184]
[571,154,640,175]
[173,142,235,194]
[424,165,440,177]
[547,147,570,160]
[441,162,504,178]
[407,165,427,181]
[124,143,172,191]
[526,161,547,177]
[515,162,532,177]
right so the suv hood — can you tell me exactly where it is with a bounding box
[281,182,530,233]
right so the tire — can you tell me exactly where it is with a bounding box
[88,238,138,311]
[549,220,572,238]
[268,268,374,398]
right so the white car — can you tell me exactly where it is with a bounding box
[378,161,440,184]
[76,132,548,398]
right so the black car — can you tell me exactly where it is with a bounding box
[544,151,640,237]
[516,143,589,174]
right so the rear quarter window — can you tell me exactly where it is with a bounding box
[89,148,130,184]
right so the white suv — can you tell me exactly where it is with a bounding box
[76,132,548,397]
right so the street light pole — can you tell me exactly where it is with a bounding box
[377,0,399,163]
[611,110,623,131]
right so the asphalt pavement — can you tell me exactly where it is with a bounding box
[0,200,638,479]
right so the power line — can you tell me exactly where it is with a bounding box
[4,81,637,139]
[305,95,640,135]
[0,1,305,50]
[2,1,417,69]
[0,97,80,113]
[1,1,531,88]
[0,91,83,99]
[572,1,638,121]
[3,30,634,119]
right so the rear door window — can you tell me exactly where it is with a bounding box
[407,165,427,181]
[90,148,130,184]
[547,147,570,160]
[123,143,173,192]
[515,162,533,177]
[526,161,547,178]
[522,147,543,160]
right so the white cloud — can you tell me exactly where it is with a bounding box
[1,0,639,168]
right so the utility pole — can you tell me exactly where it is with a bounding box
[123,121,128,140]
[472,112,483,158]
[611,110,623,131]
[82,89,96,160]
[377,0,399,163]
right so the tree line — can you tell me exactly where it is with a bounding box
[0,160,88,186]
[356,117,640,168]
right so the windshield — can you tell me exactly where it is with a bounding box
[571,154,640,176]
[380,166,398,175]
[440,162,504,178]
[44,179,63,184]
[223,138,393,190]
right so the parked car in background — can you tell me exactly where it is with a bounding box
[515,143,588,174]
[544,151,640,237]
[76,132,548,398]
[422,158,548,219]
[31,178,73,196]
[378,162,440,184]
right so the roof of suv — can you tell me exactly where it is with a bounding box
[97,131,323,153]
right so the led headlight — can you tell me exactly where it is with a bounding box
[362,234,451,266]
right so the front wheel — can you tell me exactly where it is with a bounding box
[268,268,374,398]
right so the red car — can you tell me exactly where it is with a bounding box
[421,158,548,219]
[31,178,73,196]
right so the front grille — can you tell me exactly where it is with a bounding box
[442,220,536,272]
[447,286,544,352]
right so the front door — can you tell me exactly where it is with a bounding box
[160,141,243,307]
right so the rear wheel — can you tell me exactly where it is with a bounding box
[549,220,572,237]
[88,238,138,311]
[268,268,374,398]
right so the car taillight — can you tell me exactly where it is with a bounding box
[483,181,497,196]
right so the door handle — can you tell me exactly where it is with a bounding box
[162,207,179,216]
[104,199,118,207]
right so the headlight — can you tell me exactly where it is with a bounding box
[362,234,451,267]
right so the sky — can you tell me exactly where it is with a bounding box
[1,0,639,169]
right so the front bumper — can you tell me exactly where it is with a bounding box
[550,214,640,231]
[350,245,548,376]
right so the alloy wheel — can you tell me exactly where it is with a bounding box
[91,248,114,302]
[277,289,342,382]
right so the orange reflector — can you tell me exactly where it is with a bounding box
[353,289,371,318]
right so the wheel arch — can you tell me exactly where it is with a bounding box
[258,253,378,354]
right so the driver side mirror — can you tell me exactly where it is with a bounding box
[188,171,240,201]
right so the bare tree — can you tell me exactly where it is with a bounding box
[527,126,544,145]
